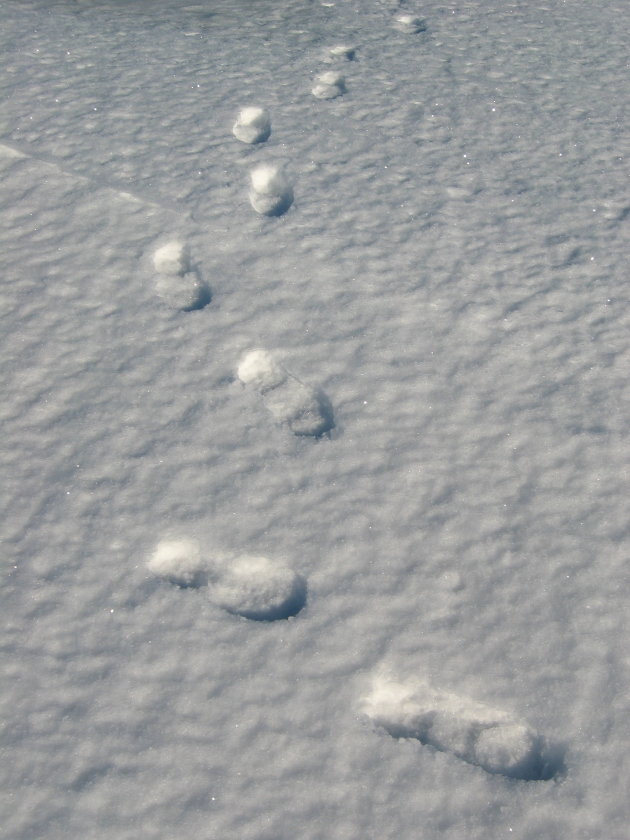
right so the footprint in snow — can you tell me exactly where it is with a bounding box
[237,349,334,437]
[323,44,356,63]
[361,676,563,780]
[312,70,346,100]
[147,539,306,621]
[248,164,294,217]
[207,554,307,621]
[393,13,427,34]
[152,240,211,311]
[232,106,271,144]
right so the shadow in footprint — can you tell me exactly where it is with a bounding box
[181,266,212,312]
[209,555,307,621]
[226,575,307,622]
[155,266,211,312]
[383,719,564,781]
[363,678,566,781]
[310,389,335,438]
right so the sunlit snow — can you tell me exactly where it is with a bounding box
[2,1,629,838]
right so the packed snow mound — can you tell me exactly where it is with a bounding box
[312,71,346,100]
[147,538,205,587]
[232,106,271,144]
[361,676,561,780]
[153,240,190,276]
[208,554,306,621]
[248,164,293,216]
[237,349,334,436]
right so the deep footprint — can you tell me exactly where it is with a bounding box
[237,349,334,437]
[361,677,563,780]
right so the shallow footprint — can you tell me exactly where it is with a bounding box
[361,676,563,780]
[152,240,211,311]
[208,554,306,621]
[312,71,346,100]
[237,349,334,437]
[393,13,427,34]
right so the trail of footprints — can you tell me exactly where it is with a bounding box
[144,9,563,781]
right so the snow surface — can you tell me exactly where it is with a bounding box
[1,0,630,838]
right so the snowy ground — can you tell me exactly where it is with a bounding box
[1,0,629,838]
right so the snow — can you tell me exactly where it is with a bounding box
[248,163,294,216]
[325,44,356,63]
[361,675,559,780]
[237,348,287,391]
[152,240,191,277]
[312,70,346,100]
[238,349,334,436]
[148,537,205,587]
[232,106,271,145]
[1,0,630,838]
[393,14,428,35]
[207,553,306,621]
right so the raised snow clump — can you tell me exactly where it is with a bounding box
[361,676,562,780]
[249,164,293,216]
[237,349,334,437]
[232,106,271,144]
[312,71,346,100]
[208,554,306,621]
[147,538,205,587]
